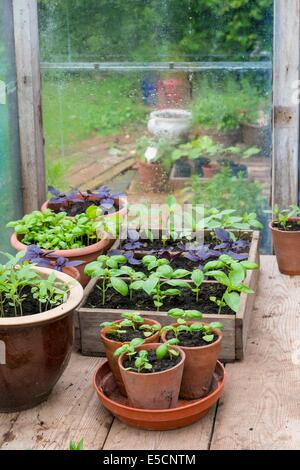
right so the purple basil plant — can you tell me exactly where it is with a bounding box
[213,228,249,260]
[121,229,146,250]
[20,245,83,271]
[48,185,124,213]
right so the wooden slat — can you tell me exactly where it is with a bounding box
[12,0,45,213]
[211,256,300,449]
[0,354,113,450]
[103,407,216,450]
[79,308,235,362]
[273,0,300,208]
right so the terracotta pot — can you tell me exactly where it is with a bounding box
[100,319,161,396]
[202,164,219,178]
[269,218,300,275]
[161,323,223,399]
[119,343,185,410]
[94,360,226,430]
[10,232,114,287]
[138,161,168,193]
[0,267,83,412]
[62,266,80,281]
[41,195,128,221]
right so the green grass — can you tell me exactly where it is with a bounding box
[42,73,148,188]
[42,74,147,156]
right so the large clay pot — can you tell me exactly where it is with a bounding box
[41,195,128,220]
[161,323,223,399]
[270,218,300,275]
[148,108,192,143]
[100,319,161,396]
[0,267,83,412]
[10,232,114,287]
[119,343,185,410]
[138,161,168,193]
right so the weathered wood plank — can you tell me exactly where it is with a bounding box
[103,407,216,450]
[273,0,300,208]
[0,354,112,450]
[79,308,235,362]
[12,0,45,213]
[211,256,300,449]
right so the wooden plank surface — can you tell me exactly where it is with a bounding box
[211,255,300,449]
[3,255,300,450]
[0,355,112,450]
[103,407,216,451]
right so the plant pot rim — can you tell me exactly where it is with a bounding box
[269,217,300,233]
[150,108,192,121]
[10,231,111,258]
[94,359,226,415]
[118,343,185,377]
[100,319,162,347]
[161,323,223,350]
[0,266,83,328]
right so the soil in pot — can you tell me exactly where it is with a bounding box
[101,319,161,396]
[119,343,185,409]
[272,220,300,232]
[123,349,181,373]
[2,286,64,318]
[87,284,234,315]
[165,329,219,347]
[161,324,222,399]
[106,326,148,342]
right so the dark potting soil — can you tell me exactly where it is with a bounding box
[105,326,147,342]
[50,200,119,217]
[2,286,63,318]
[166,330,218,347]
[272,220,300,232]
[120,232,251,255]
[122,349,181,373]
[86,283,233,315]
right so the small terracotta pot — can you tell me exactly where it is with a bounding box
[270,218,300,275]
[41,195,128,221]
[119,343,185,410]
[100,319,161,396]
[202,164,219,178]
[0,267,83,412]
[138,161,168,193]
[10,232,114,287]
[161,322,223,399]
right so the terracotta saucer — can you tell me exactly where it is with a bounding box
[93,360,226,431]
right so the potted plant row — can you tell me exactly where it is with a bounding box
[77,240,259,362]
[169,136,260,190]
[7,207,117,286]
[97,309,223,415]
[0,252,83,412]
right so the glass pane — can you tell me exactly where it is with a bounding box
[0,0,22,251]
[38,0,273,251]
